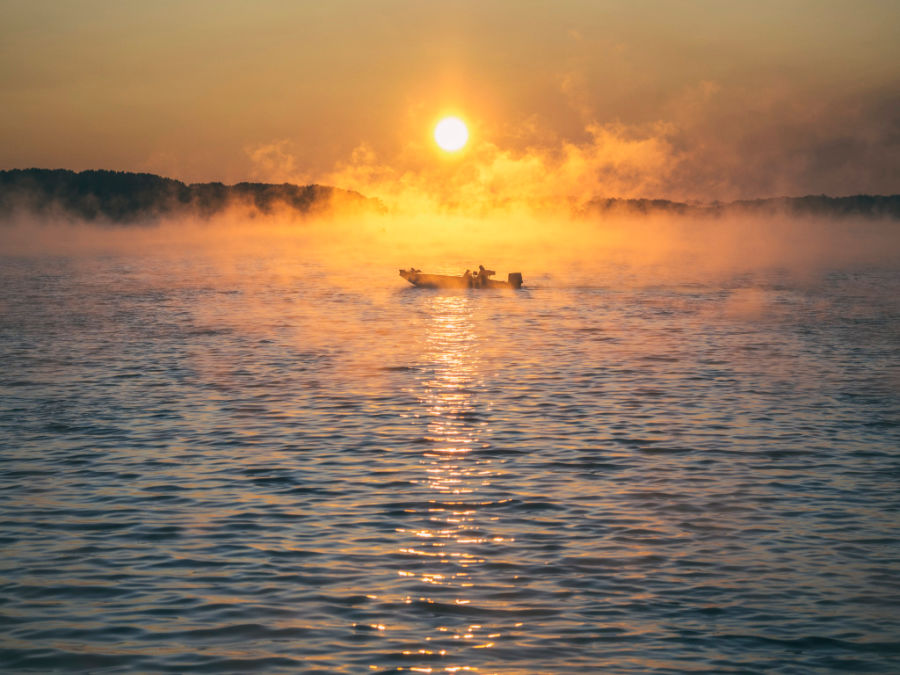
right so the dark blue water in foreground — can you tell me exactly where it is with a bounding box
[1,250,899,673]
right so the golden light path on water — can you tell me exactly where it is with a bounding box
[393,294,508,672]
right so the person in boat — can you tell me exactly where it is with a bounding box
[475,265,495,288]
[462,269,474,287]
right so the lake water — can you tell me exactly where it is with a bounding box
[1,239,899,673]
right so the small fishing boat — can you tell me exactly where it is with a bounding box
[399,267,524,290]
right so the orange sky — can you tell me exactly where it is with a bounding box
[2,1,899,201]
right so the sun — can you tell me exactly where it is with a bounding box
[434,116,468,152]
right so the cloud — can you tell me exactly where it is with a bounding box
[241,77,900,215]
[245,140,304,184]
[654,80,900,199]
[317,122,680,216]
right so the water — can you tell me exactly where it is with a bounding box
[1,246,899,673]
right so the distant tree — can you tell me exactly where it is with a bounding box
[0,168,377,224]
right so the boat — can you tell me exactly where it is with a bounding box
[399,267,524,290]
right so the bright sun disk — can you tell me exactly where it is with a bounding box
[434,117,468,152]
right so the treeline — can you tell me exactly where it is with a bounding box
[3,168,898,223]
[0,169,380,223]
[582,194,900,219]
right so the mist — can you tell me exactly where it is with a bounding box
[3,201,898,294]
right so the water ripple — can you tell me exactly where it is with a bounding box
[0,255,899,672]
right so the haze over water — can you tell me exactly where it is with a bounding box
[3,2,900,670]
[2,219,899,673]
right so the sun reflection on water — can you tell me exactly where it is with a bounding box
[392,294,511,671]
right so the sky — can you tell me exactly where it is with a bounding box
[1,0,899,202]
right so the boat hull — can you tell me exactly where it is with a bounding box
[399,269,523,290]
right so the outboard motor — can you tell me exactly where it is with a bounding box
[507,272,523,289]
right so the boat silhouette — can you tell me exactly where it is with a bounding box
[399,267,524,290]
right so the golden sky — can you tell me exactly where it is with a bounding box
[2,0,899,200]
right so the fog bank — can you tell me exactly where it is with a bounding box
[2,206,898,290]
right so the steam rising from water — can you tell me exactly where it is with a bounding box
[2,206,898,292]
[2,180,899,675]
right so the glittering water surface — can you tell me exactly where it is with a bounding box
[1,249,899,674]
